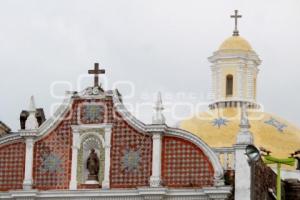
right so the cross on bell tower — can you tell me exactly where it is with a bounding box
[88,63,105,87]
[230,10,242,36]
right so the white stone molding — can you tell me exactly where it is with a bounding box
[19,129,37,190]
[2,187,232,199]
[210,65,217,101]
[237,67,243,99]
[37,95,73,138]
[22,136,35,190]
[70,127,80,190]
[150,133,162,187]
[70,124,112,189]
[216,67,222,101]
[102,126,112,189]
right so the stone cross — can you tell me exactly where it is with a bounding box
[230,10,242,36]
[88,63,105,87]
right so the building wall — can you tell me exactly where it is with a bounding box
[33,97,153,189]
[110,113,152,188]
[161,136,214,188]
[252,159,277,200]
[33,116,72,190]
[0,141,25,191]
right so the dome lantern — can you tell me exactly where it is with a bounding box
[208,10,261,109]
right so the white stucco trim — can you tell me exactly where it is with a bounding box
[0,133,22,145]
[149,133,162,187]
[70,124,113,189]
[22,137,35,190]
[0,187,232,200]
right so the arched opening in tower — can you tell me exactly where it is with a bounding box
[226,75,233,97]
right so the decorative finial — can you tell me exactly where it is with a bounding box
[236,102,253,144]
[88,63,105,87]
[152,92,165,124]
[25,96,39,130]
[28,96,36,112]
[240,102,250,129]
[230,10,242,36]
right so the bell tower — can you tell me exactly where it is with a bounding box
[209,10,261,109]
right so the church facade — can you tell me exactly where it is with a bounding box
[0,80,231,199]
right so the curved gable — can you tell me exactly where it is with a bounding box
[162,136,214,187]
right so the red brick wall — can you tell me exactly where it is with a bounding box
[110,113,152,188]
[0,141,25,191]
[162,136,214,188]
[33,97,152,189]
[33,118,72,190]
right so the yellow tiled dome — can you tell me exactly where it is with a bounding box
[219,36,252,51]
[180,107,300,167]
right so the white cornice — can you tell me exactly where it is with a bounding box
[1,187,232,199]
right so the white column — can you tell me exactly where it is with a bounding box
[217,67,222,100]
[234,144,252,200]
[102,127,112,189]
[69,128,80,190]
[150,133,162,187]
[237,66,243,99]
[210,65,217,101]
[247,66,255,101]
[234,103,253,200]
[23,137,34,190]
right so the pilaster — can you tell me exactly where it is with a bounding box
[20,130,37,190]
[150,133,162,187]
[102,126,112,189]
[69,126,80,190]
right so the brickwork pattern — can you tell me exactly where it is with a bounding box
[33,119,72,190]
[252,159,277,200]
[0,141,25,191]
[110,114,152,188]
[162,136,214,188]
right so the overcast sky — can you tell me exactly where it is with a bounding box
[0,0,300,130]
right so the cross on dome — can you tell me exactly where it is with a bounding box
[230,10,242,36]
[88,63,105,87]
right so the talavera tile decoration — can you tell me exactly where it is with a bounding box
[264,117,287,132]
[40,153,63,173]
[212,117,229,128]
[121,149,141,172]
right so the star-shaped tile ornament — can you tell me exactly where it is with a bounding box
[264,117,287,133]
[121,149,141,172]
[212,117,229,128]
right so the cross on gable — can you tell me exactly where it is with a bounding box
[230,10,242,36]
[88,63,105,87]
